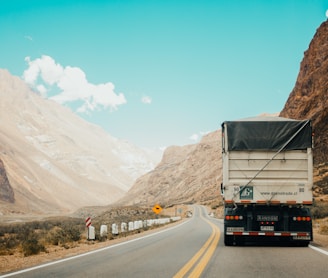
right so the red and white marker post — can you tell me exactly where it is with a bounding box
[85,217,92,239]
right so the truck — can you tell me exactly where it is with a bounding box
[221,117,313,246]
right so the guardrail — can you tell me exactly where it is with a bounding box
[88,216,182,239]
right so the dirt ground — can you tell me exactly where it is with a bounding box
[1,219,327,275]
[0,220,185,274]
[312,218,328,248]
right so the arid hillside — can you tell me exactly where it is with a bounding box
[280,20,328,197]
[0,158,14,203]
[280,20,328,166]
[118,131,222,206]
[0,69,161,217]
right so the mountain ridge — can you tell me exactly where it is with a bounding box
[0,69,161,216]
[117,130,222,206]
[280,20,328,165]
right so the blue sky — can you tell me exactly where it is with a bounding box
[1,0,327,149]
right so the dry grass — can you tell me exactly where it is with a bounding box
[0,205,189,274]
[0,217,186,274]
[312,217,328,248]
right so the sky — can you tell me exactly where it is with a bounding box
[1,0,327,150]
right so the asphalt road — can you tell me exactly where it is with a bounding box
[3,206,328,278]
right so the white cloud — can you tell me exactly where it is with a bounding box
[141,96,152,104]
[189,134,199,142]
[23,57,41,85]
[159,146,167,152]
[189,131,211,142]
[200,131,210,136]
[24,35,33,41]
[36,84,47,97]
[23,55,126,113]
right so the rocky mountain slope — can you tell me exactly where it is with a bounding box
[118,131,222,206]
[280,20,328,197]
[0,158,14,203]
[0,69,161,216]
[280,20,328,166]
[121,20,328,207]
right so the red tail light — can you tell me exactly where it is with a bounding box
[293,216,311,222]
[225,215,243,220]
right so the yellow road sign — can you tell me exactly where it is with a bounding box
[152,204,162,214]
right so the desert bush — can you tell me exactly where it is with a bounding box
[0,234,20,255]
[4,234,19,249]
[22,231,46,257]
[46,227,65,245]
[46,224,82,246]
[62,224,81,242]
[0,217,84,257]
[311,201,328,219]
[319,223,328,235]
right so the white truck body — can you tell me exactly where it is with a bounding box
[221,117,313,246]
[222,149,313,205]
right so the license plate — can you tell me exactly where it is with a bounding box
[293,236,311,240]
[257,215,278,221]
[227,227,244,232]
[260,226,274,231]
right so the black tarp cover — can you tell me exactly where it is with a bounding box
[223,118,312,151]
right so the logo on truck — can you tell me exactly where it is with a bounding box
[240,186,253,200]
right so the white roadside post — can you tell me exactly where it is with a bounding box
[100,225,108,238]
[88,226,95,240]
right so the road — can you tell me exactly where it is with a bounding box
[2,206,328,278]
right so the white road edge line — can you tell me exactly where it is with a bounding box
[1,219,191,278]
[309,244,328,256]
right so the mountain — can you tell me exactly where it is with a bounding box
[117,131,222,206]
[0,157,14,203]
[280,20,328,166]
[0,69,161,216]
[280,20,328,197]
[121,20,328,207]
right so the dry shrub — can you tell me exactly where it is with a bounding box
[319,222,328,235]
[311,201,328,219]
[21,231,46,257]
[0,217,84,257]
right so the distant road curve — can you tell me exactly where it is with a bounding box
[2,205,328,277]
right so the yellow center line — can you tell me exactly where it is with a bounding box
[189,221,220,277]
[173,208,221,278]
